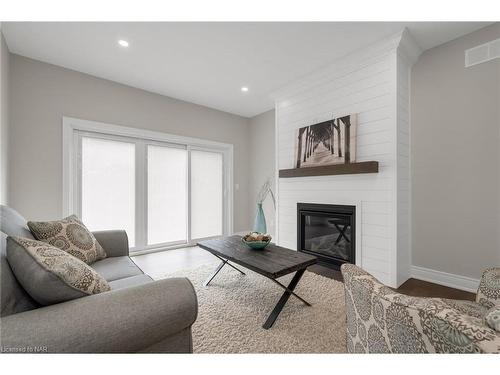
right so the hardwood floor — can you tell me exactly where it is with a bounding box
[397,278,475,301]
[133,247,475,300]
[307,263,475,300]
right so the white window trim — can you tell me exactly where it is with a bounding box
[62,116,234,253]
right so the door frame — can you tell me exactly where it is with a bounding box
[62,116,234,254]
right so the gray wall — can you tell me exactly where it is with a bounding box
[9,54,251,232]
[248,109,275,236]
[411,23,500,279]
[0,32,9,205]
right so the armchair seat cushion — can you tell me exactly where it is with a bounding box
[91,256,144,282]
[109,274,153,290]
[441,299,490,319]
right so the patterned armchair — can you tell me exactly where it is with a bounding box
[341,264,500,353]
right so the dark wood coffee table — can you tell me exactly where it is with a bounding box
[197,235,317,329]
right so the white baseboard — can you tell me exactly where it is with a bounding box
[410,266,479,293]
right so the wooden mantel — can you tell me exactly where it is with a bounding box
[278,161,379,178]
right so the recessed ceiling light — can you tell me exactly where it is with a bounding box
[241,87,249,92]
[118,39,129,48]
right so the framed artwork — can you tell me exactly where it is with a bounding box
[294,114,357,168]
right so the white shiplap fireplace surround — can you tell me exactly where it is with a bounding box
[273,29,421,288]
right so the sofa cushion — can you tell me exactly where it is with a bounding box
[7,236,110,306]
[28,215,107,264]
[1,233,39,316]
[109,274,153,290]
[91,256,144,281]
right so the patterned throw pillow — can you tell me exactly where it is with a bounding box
[485,307,500,332]
[6,236,110,306]
[28,215,106,264]
[476,268,500,308]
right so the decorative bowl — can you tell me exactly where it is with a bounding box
[241,232,272,250]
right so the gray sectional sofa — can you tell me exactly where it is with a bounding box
[0,205,198,353]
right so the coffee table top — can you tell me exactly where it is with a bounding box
[197,235,317,279]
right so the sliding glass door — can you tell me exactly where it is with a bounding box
[147,144,188,246]
[190,149,223,240]
[76,131,228,253]
[81,136,136,246]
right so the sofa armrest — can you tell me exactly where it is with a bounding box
[476,267,500,308]
[0,277,198,353]
[92,230,129,257]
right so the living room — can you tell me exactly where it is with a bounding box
[1,0,500,372]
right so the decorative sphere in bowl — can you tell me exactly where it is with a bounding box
[242,232,272,250]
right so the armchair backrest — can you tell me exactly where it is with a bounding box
[0,205,39,316]
[341,263,500,353]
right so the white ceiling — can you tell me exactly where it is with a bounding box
[2,22,492,117]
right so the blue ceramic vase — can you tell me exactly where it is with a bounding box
[253,203,267,233]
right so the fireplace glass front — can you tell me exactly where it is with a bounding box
[297,203,355,268]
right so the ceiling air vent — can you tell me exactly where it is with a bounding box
[465,38,500,68]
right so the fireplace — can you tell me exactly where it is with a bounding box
[297,203,355,269]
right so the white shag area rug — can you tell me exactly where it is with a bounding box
[159,262,347,353]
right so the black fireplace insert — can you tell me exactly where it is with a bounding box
[297,203,355,269]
